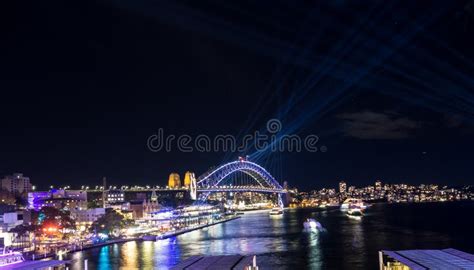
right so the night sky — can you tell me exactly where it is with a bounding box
[1,1,474,190]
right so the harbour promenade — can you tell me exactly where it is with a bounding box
[26,215,241,262]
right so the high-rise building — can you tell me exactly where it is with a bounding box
[348,186,355,193]
[375,180,382,191]
[1,173,31,195]
[339,181,347,194]
[168,173,181,188]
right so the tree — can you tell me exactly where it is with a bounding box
[0,190,16,205]
[89,209,133,236]
[9,224,38,237]
[15,193,28,207]
[9,224,39,249]
[87,200,100,209]
[30,207,76,233]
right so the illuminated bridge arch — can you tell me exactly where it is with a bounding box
[194,160,286,207]
[197,160,283,191]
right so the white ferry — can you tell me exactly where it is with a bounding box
[340,198,367,211]
[346,205,364,220]
[347,206,363,216]
[269,207,283,215]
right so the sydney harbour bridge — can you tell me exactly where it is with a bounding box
[193,159,286,207]
[87,159,287,207]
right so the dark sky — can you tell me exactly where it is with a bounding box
[1,0,474,190]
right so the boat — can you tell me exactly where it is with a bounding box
[269,207,283,215]
[346,205,364,219]
[0,250,25,267]
[347,207,363,216]
[0,249,69,268]
[303,218,323,231]
[340,198,367,211]
[326,202,340,207]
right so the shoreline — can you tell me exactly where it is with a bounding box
[29,215,241,260]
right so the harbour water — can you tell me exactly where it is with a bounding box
[67,202,474,269]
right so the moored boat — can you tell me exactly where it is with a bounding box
[269,207,283,215]
[0,250,25,267]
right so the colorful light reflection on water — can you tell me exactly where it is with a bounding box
[67,202,474,269]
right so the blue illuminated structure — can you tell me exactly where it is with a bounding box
[196,160,285,207]
[197,160,283,190]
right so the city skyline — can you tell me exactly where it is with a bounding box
[2,1,474,191]
[2,169,472,195]
[1,1,474,268]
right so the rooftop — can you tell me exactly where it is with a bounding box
[0,259,69,270]
[171,255,256,270]
[381,248,474,270]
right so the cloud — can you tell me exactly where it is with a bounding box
[338,111,420,139]
[442,113,464,128]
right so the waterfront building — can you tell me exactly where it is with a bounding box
[1,173,31,196]
[0,211,23,247]
[168,173,181,188]
[379,248,474,269]
[171,205,222,229]
[70,208,105,231]
[348,186,355,194]
[339,181,347,194]
[27,191,50,210]
[375,180,382,191]
[28,189,87,210]
[128,200,146,219]
[106,190,125,204]
[143,199,160,218]
[120,209,134,220]
[40,197,87,211]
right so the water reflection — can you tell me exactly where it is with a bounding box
[121,241,138,268]
[67,203,474,269]
[153,238,181,268]
[141,241,153,269]
[98,246,110,270]
[307,230,322,269]
[349,217,364,250]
